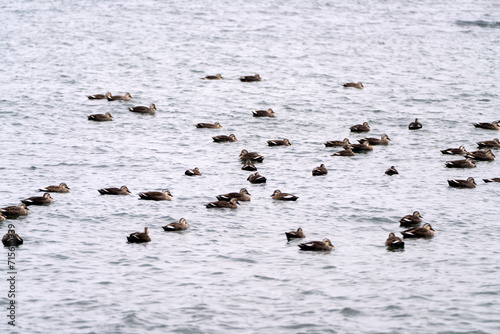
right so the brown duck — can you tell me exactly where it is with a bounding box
[195,122,222,128]
[312,164,328,176]
[408,118,422,130]
[345,141,373,152]
[87,112,113,121]
[206,198,240,208]
[298,238,334,251]
[247,172,266,184]
[332,147,355,156]
[465,149,495,161]
[385,233,404,248]
[98,186,131,195]
[358,134,391,145]
[129,103,157,114]
[350,122,370,132]
[477,138,500,148]
[401,223,435,238]
[399,211,422,227]
[241,160,257,171]
[138,189,173,201]
[87,92,112,100]
[107,92,132,101]
[342,82,364,89]
[216,188,251,202]
[271,190,298,201]
[185,168,201,176]
[285,228,305,241]
[441,145,468,155]
[267,139,290,146]
[252,108,275,117]
[240,74,261,82]
[447,177,476,188]
[473,121,499,130]
[163,218,189,231]
[1,203,29,217]
[445,158,476,168]
[2,230,24,247]
[385,166,399,176]
[213,134,238,143]
[201,74,223,80]
[21,193,54,205]
[127,227,151,243]
[39,183,70,193]
[324,138,350,147]
[483,178,500,183]
[239,149,264,162]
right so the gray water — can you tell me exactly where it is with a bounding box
[1,0,500,333]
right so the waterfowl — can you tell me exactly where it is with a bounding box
[483,178,500,183]
[465,149,495,161]
[358,134,391,145]
[87,112,113,121]
[1,203,29,217]
[162,218,189,231]
[107,92,132,101]
[473,121,499,130]
[185,167,201,176]
[447,177,476,188]
[325,138,350,147]
[241,160,257,171]
[342,82,364,89]
[213,134,238,142]
[252,108,275,117]
[138,189,173,201]
[98,186,131,195]
[247,172,267,184]
[271,190,298,201]
[267,138,290,146]
[21,193,54,205]
[408,118,422,130]
[87,92,112,100]
[385,166,399,176]
[477,138,500,148]
[445,158,476,168]
[345,141,373,152]
[127,227,151,243]
[0,213,5,221]
[216,188,252,202]
[240,74,261,82]
[206,198,240,208]
[239,149,264,162]
[385,233,405,248]
[399,211,422,227]
[350,122,370,132]
[331,147,355,156]
[285,228,305,241]
[401,223,435,238]
[195,122,222,129]
[39,183,70,193]
[298,238,333,251]
[441,145,468,155]
[312,164,328,176]
[2,230,23,247]
[129,103,157,114]
[201,74,223,80]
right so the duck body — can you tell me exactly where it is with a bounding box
[252,108,275,117]
[267,138,290,146]
[441,145,467,155]
[107,92,132,101]
[163,218,189,231]
[448,177,476,188]
[87,92,112,100]
[399,211,422,227]
[196,122,222,128]
[216,188,251,202]
[185,167,201,176]
[465,149,495,161]
[477,138,500,148]
[325,138,350,147]
[21,193,54,206]
[342,82,364,89]
[332,147,355,156]
[138,189,173,201]
[358,134,390,145]
[298,238,333,251]
[240,74,261,82]
[206,198,240,208]
[385,166,399,176]
[408,118,422,130]
[2,230,23,247]
[350,122,370,132]
[345,141,373,152]
[87,112,113,121]
[213,134,238,142]
[473,121,499,130]
[247,172,266,184]
[271,189,298,201]
[242,160,257,171]
[201,74,223,80]
[1,203,29,217]
[401,223,435,238]
[239,149,264,162]
[312,164,328,176]
[127,227,151,243]
[445,158,476,168]
[98,186,131,195]
[39,183,70,193]
[385,233,404,248]
[484,178,500,183]
[129,104,156,114]
[285,228,305,241]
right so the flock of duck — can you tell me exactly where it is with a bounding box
[2,76,499,252]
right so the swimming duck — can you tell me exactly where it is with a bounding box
[162,218,189,231]
[138,189,173,201]
[445,158,476,168]
[241,160,257,171]
[129,103,157,114]
[201,74,223,80]
[342,82,364,89]
[401,223,435,238]
[87,92,112,100]
[408,118,422,130]
[39,183,70,193]
[87,112,113,121]
[483,178,500,183]
[477,138,500,148]
[239,149,264,162]
[107,92,132,101]
[0,213,5,221]
[185,167,201,176]
[206,198,240,208]
[240,74,261,82]
[1,203,29,217]
[298,238,333,251]
[252,108,275,117]
[21,193,54,205]
[385,166,399,176]
[350,122,370,132]
[98,186,131,195]
[213,134,238,142]
[447,177,476,188]
[399,211,422,227]
[195,122,222,128]
[385,233,405,248]
[2,230,23,247]
[312,164,328,176]
[465,149,495,161]
[441,145,468,155]
[267,138,291,146]
[216,188,252,202]
[324,138,350,147]
[473,121,499,130]
[345,141,373,152]
[331,147,355,156]
[127,227,151,243]
[247,172,266,184]
[285,228,305,241]
[358,134,391,145]
[271,190,298,201]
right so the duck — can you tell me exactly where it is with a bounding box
[0,213,5,221]
[271,190,298,201]
[2,230,23,247]
[385,166,399,176]
[477,138,500,148]
[1,203,29,217]
[21,193,54,205]
[87,112,113,121]
[342,82,364,89]
[324,138,350,147]
[107,92,132,101]
[267,138,291,146]
[206,198,240,208]
[448,177,476,188]
[252,108,275,117]
[129,103,157,114]
[465,149,495,161]
[385,233,405,248]
[138,189,173,201]
[127,227,151,243]
[473,121,499,130]
[331,147,355,156]
[162,218,189,231]
[408,118,422,130]
[39,183,70,193]
[213,134,238,143]
[185,167,201,176]
[98,186,131,195]
[312,164,328,176]
[87,92,112,100]
[201,74,223,80]
[358,134,391,145]
[240,74,261,82]
[216,188,252,202]
[445,158,476,168]
[241,160,257,171]
[285,228,305,241]
[298,238,333,251]
[350,122,370,132]
[195,122,222,129]
[483,178,500,183]
[401,223,435,238]
[399,211,422,227]
[239,149,264,162]
[247,172,267,184]
[345,141,373,152]
[440,145,468,155]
